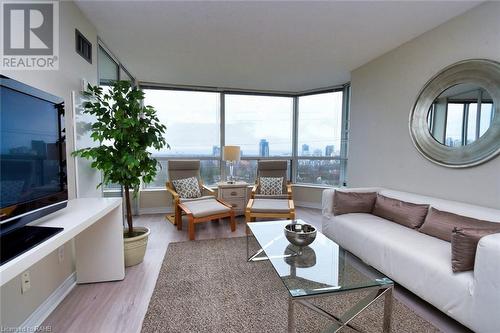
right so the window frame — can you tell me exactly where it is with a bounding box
[138,83,350,189]
[97,40,135,86]
[293,88,349,186]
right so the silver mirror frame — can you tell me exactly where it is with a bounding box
[409,59,500,168]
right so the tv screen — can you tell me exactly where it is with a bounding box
[0,76,67,229]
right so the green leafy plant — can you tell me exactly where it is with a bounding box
[73,81,167,237]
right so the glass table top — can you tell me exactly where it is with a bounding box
[247,219,393,298]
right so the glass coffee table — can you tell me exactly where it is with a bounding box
[246,219,394,333]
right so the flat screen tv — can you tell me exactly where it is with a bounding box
[0,75,68,237]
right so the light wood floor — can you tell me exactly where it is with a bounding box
[43,208,470,333]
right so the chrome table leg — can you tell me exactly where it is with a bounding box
[382,286,393,333]
[288,297,296,333]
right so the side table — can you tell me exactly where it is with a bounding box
[217,181,249,216]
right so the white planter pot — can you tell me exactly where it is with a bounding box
[123,226,150,267]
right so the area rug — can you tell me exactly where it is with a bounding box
[142,237,439,333]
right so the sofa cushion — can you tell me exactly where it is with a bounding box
[419,207,500,242]
[451,227,500,272]
[324,213,473,317]
[332,191,377,216]
[379,189,500,222]
[372,194,429,229]
[172,176,201,199]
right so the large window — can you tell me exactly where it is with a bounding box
[141,86,349,189]
[142,89,221,186]
[143,89,220,157]
[98,46,119,85]
[145,160,221,188]
[227,159,292,184]
[297,91,345,185]
[225,94,293,157]
[298,92,343,157]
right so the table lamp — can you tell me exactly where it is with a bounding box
[223,146,240,184]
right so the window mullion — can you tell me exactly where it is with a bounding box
[340,84,350,186]
[220,92,225,182]
[292,96,299,183]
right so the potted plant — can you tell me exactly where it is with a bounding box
[73,81,167,267]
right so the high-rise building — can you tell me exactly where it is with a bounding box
[259,139,269,157]
[212,145,220,157]
[325,145,334,157]
[301,144,310,156]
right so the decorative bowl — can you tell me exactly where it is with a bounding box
[284,223,317,247]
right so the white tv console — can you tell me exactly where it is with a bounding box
[0,198,125,286]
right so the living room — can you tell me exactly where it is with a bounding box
[1,1,499,332]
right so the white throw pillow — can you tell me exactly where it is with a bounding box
[260,177,284,195]
[172,177,202,199]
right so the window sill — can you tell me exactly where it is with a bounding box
[141,188,167,192]
[292,183,340,190]
[140,183,338,192]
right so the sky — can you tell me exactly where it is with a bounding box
[143,89,343,157]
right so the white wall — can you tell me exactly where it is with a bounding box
[348,1,500,209]
[1,1,99,327]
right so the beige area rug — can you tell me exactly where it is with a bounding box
[142,237,439,333]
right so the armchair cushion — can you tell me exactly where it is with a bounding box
[182,198,231,218]
[172,176,201,199]
[259,176,283,195]
[250,198,291,213]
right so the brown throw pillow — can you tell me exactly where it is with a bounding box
[372,194,429,229]
[419,207,499,242]
[332,191,377,216]
[451,227,500,272]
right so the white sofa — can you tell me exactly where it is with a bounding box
[321,187,500,333]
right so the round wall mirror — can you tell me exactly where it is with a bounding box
[410,59,500,168]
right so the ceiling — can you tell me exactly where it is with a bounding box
[76,1,480,92]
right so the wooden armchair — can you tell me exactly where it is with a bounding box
[165,160,235,240]
[165,160,215,226]
[250,160,293,199]
[246,160,295,223]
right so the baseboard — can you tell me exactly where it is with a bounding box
[294,201,322,209]
[20,272,76,330]
[138,207,173,215]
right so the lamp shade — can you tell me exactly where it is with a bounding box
[222,146,241,161]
